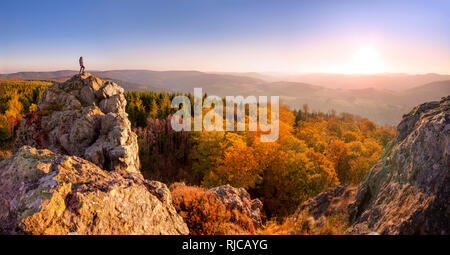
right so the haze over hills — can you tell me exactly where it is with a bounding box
[1,70,449,125]
[4,70,449,90]
[254,73,450,91]
[0,70,79,81]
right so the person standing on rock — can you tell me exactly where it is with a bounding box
[79,56,85,74]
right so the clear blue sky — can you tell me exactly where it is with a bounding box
[1,0,449,73]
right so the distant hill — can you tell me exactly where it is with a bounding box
[1,70,448,125]
[0,70,78,81]
[0,70,262,93]
[403,80,450,102]
[100,77,165,92]
[244,73,450,91]
[95,70,263,94]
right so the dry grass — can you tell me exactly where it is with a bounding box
[259,210,348,235]
[0,150,12,162]
[170,182,257,235]
[170,183,230,235]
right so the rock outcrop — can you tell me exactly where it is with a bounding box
[292,96,449,235]
[348,96,449,234]
[0,146,189,235]
[208,184,263,228]
[3,74,190,235]
[15,73,139,174]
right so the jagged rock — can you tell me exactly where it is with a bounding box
[208,184,263,228]
[348,96,450,234]
[95,81,124,99]
[15,73,140,174]
[99,94,127,114]
[0,146,189,235]
[38,86,81,111]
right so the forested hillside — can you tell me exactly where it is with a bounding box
[123,91,395,218]
[0,80,52,159]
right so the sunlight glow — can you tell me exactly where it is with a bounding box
[345,47,385,74]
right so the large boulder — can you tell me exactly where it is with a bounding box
[15,73,139,174]
[348,96,450,234]
[208,184,263,228]
[0,146,188,235]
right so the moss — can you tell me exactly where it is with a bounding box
[64,87,81,93]
[20,206,40,220]
[42,103,64,115]
[19,183,72,234]
[19,186,52,220]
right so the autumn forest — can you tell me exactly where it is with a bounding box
[0,79,395,234]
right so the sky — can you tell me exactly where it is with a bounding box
[1,0,449,74]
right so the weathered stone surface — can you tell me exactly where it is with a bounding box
[99,94,127,114]
[0,146,189,235]
[15,73,140,174]
[95,81,124,99]
[348,96,450,234]
[38,86,81,111]
[208,184,263,228]
[298,185,357,221]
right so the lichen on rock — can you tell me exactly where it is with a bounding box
[0,146,189,235]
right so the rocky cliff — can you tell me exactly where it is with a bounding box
[348,96,449,234]
[15,73,139,174]
[1,74,189,235]
[294,96,449,235]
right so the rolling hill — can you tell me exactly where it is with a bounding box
[1,70,449,125]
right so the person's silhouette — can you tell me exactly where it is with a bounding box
[79,56,85,74]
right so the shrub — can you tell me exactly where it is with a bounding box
[0,127,11,148]
[0,149,12,161]
[42,103,64,115]
[228,209,257,235]
[170,183,258,234]
[170,183,231,235]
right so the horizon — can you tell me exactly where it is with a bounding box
[1,69,450,77]
[1,0,450,74]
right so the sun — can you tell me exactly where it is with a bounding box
[346,47,385,74]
